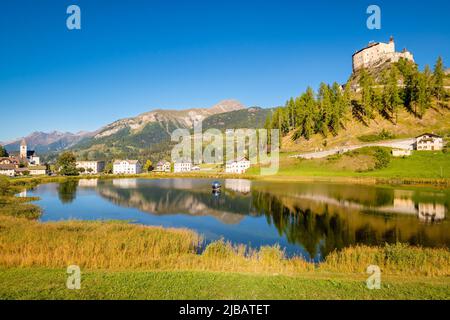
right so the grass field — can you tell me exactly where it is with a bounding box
[1,268,449,300]
[248,150,450,181]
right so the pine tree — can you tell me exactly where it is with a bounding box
[0,145,8,157]
[413,66,433,118]
[359,69,376,119]
[317,83,332,136]
[433,56,445,101]
[302,87,316,140]
[382,67,402,123]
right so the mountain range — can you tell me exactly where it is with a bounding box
[3,100,272,162]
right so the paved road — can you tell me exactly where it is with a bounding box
[290,138,415,159]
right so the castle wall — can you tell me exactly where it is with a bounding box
[352,39,413,72]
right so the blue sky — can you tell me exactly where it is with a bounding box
[0,0,449,142]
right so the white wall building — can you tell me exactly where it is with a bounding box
[76,161,105,174]
[392,148,412,157]
[174,161,192,173]
[352,37,414,72]
[414,133,443,151]
[19,139,40,165]
[0,164,15,177]
[113,160,142,175]
[28,166,47,176]
[155,161,171,172]
[225,157,251,174]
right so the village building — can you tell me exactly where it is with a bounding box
[174,160,192,173]
[27,166,47,176]
[76,161,105,174]
[155,161,171,172]
[191,165,201,171]
[352,37,414,73]
[392,148,412,157]
[19,139,40,165]
[113,160,142,175]
[225,157,251,174]
[0,164,16,177]
[414,133,443,151]
[0,157,20,165]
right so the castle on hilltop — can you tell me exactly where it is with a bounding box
[352,37,414,73]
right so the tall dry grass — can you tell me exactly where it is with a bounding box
[1,216,449,276]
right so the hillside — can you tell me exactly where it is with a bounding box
[201,107,272,131]
[281,105,450,153]
[70,101,271,162]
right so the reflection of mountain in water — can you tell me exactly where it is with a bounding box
[96,180,254,224]
[58,179,449,260]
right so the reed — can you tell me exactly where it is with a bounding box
[0,216,448,276]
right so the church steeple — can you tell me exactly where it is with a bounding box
[20,139,27,159]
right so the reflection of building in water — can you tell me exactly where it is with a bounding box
[78,179,98,188]
[18,190,27,198]
[225,179,251,194]
[391,198,416,214]
[419,203,446,222]
[113,179,138,188]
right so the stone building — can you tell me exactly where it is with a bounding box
[352,37,414,72]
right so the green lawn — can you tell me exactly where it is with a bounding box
[249,151,450,179]
[0,268,448,300]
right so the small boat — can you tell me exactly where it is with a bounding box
[211,181,221,191]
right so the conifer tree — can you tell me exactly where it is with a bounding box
[432,56,445,101]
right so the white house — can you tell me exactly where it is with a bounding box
[392,148,412,157]
[225,157,251,174]
[0,164,15,177]
[155,161,171,172]
[414,133,443,151]
[76,161,105,174]
[28,166,47,176]
[174,160,192,173]
[113,160,142,175]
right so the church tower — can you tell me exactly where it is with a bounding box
[20,139,27,159]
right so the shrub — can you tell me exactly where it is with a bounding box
[374,147,391,169]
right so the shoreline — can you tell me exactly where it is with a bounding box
[8,172,450,189]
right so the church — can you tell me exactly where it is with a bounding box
[19,139,40,165]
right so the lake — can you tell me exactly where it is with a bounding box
[26,178,450,261]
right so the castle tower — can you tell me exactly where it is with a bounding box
[20,139,27,159]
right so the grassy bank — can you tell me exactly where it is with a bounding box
[0,215,449,277]
[1,268,449,300]
[1,176,449,300]
[247,150,450,185]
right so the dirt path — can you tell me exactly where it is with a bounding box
[290,138,415,159]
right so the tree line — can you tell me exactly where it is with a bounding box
[266,57,447,141]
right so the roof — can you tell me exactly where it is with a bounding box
[28,166,47,170]
[113,160,140,165]
[20,139,27,146]
[157,161,170,166]
[415,133,442,139]
[0,164,16,170]
[352,42,381,57]
[76,160,104,164]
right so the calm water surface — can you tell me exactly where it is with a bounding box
[27,178,450,261]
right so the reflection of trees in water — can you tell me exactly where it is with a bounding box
[57,180,78,204]
[251,190,446,259]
